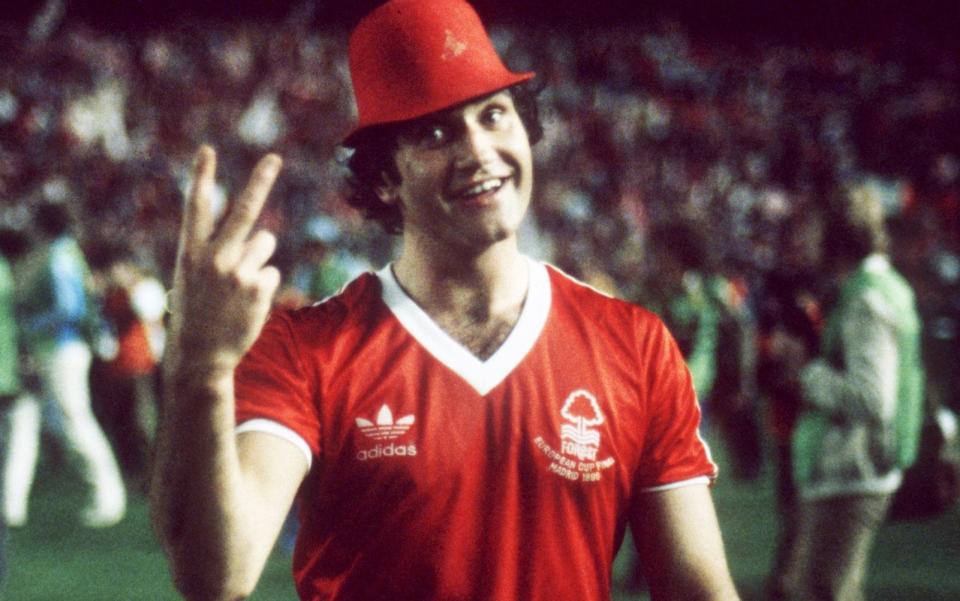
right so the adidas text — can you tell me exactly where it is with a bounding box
[357,443,418,461]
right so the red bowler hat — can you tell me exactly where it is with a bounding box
[343,0,535,145]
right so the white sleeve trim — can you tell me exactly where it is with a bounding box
[639,475,712,493]
[236,418,313,469]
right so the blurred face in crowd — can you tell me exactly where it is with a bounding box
[377,91,533,254]
[783,212,824,273]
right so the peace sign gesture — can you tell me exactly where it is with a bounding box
[167,145,283,378]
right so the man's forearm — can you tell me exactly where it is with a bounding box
[150,359,258,600]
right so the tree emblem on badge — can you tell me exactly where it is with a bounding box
[560,390,604,461]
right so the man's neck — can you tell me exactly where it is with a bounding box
[392,242,530,360]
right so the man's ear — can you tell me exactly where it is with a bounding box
[375,172,399,205]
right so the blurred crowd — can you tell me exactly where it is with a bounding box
[0,6,958,508]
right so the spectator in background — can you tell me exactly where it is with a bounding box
[773,186,925,601]
[642,222,724,401]
[4,202,126,528]
[757,208,826,601]
[289,217,351,304]
[0,225,40,535]
[0,226,28,591]
[642,221,758,471]
[88,242,165,493]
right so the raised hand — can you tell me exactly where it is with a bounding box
[167,145,283,377]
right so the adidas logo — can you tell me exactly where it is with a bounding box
[355,405,415,441]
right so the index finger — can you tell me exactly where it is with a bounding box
[178,145,218,255]
[213,153,283,248]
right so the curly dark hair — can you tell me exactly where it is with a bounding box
[341,82,544,235]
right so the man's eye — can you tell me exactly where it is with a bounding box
[420,126,447,146]
[483,107,505,126]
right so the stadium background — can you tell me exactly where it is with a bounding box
[2,0,959,599]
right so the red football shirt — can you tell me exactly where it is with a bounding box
[235,259,716,601]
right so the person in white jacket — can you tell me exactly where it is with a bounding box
[771,186,924,601]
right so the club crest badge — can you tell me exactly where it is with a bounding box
[560,390,604,461]
[534,389,616,483]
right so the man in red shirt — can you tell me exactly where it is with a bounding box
[151,1,740,599]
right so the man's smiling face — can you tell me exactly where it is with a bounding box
[378,90,534,254]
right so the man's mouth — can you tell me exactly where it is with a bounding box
[454,176,510,200]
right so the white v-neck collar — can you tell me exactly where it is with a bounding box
[376,257,551,396]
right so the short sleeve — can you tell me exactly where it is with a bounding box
[635,319,717,492]
[235,310,321,460]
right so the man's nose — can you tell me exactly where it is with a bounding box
[454,125,497,168]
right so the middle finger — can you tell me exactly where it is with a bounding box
[213,153,282,251]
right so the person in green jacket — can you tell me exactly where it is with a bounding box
[0,227,26,592]
[771,185,925,601]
